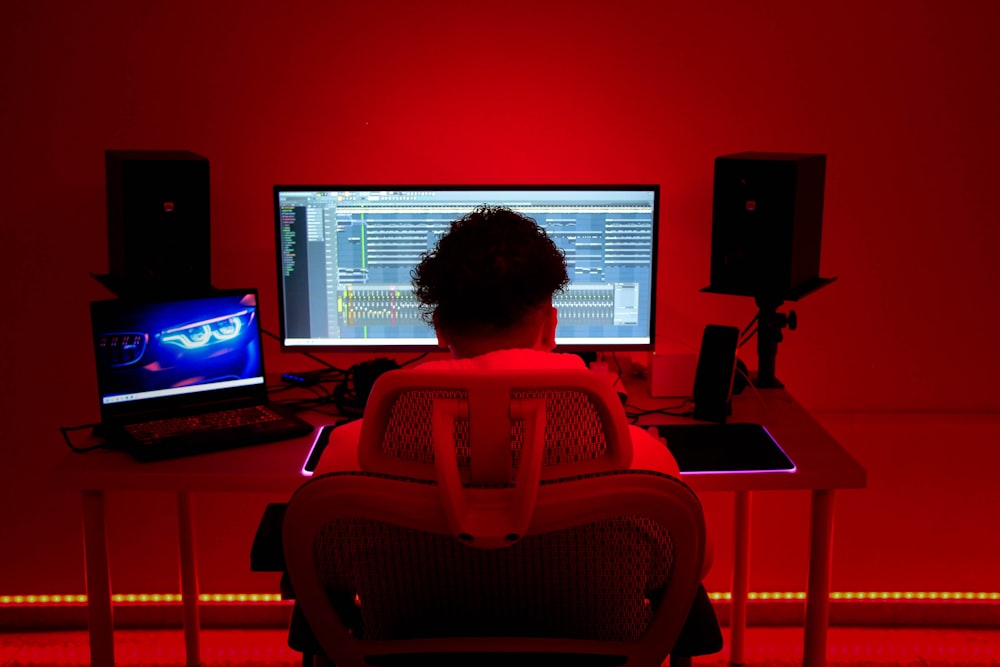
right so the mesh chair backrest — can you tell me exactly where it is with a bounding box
[382,388,608,469]
[357,370,634,482]
[314,513,673,642]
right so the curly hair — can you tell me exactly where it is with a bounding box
[411,205,569,335]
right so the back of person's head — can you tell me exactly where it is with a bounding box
[411,205,568,354]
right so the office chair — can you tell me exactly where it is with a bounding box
[282,369,710,667]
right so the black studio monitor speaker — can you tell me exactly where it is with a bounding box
[692,324,739,423]
[708,152,826,300]
[103,150,211,297]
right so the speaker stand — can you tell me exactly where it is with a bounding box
[753,295,796,388]
[703,277,836,389]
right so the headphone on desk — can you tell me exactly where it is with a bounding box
[332,358,400,417]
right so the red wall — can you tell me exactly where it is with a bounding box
[1,1,998,602]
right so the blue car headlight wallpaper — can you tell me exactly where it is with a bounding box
[157,310,252,350]
[97,332,149,368]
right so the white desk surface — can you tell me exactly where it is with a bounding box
[52,383,865,496]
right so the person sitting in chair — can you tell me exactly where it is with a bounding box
[261,205,721,661]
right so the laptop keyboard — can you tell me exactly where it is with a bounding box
[124,405,285,442]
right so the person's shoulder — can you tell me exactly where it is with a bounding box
[415,349,587,371]
[485,349,587,369]
[412,357,475,371]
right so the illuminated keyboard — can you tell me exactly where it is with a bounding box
[124,406,284,442]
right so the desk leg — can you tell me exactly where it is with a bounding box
[82,490,115,667]
[177,492,202,667]
[729,490,751,666]
[803,489,835,667]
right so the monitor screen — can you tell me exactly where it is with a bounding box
[90,290,268,421]
[274,185,659,351]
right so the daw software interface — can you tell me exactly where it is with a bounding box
[274,186,659,351]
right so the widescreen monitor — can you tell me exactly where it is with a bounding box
[274,185,659,352]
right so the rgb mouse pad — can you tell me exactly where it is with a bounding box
[655,423,795,474]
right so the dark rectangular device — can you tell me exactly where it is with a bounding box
[105,150,211,297]
[655,423,795,474]
[692,324,739,423]
[274,185,659,352]
[708,152,826,299]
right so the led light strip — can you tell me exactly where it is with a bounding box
[706,591,1000,602]
[1,592,998,607]
[0,593,287,606]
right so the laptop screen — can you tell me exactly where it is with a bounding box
[91,290,268,421]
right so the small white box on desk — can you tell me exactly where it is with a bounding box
[650,350,697,397]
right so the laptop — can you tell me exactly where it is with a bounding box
[90,288,313,462]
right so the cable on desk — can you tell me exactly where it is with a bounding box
[399,351,431,367]
[273,397,345,419]
[738,311,760,348]
[626,400,694,423]
[59,423,110,453]
[734,363,769,417]
[270,379,332,400]
[274,391,332,410]
[609,352,625,384]
[269,380,351,418]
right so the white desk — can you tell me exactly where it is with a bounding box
[52,385,865,667]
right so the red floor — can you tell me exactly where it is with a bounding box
[1,626,998,666]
